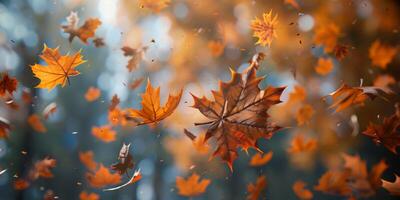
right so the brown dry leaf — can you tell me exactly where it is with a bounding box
[29,157,57,180]
[296,104,315,126]
[61,11,101,44]
[14,179,30,190]
[109,94,120,111]
[363,104,400,154]
[208,40,224,57]
[79,151,98,171]
[251,10,278,47]
[85,87,101,102]
[139,0,170,12]
[382,174,400,196]
[369,40,397,69]
[176,173,210,197]
[315,58,334,76]
[328,84,391,112]
[110,143,134,175]
[86,164,121,188]
[0,73,18,97]
[42,102,57,120]
[247,176,267,200]
[249,152,273,167]
[91,125,116,143]
[293,180,313,200]
[31,44,86,91]
[287,134,317,154]
[79,191,99,200]
[93,37,105,47]
[121,46,147,72]
[0,117,10,138]
[28,114,47,133]
[314,23,340,53]
[127,80,183,126]
[190,53,285,170]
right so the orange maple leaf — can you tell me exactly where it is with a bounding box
[121,46,147,72]
[315,57,334,76]
[86,164,121,188]
[85,87,101,102]
[62,11,101,44]
[14,179,30,190]
[29,157,57,180]
[314,23,340,53]
[247,175,267,200]
[91,125,116,143]
[79,151,98,172]
[79,191,99,200]
[31,45,86,91]
[287,134,317,154]
[293,180,313,200]
[127,80,183,126]
[251,10,278,47]
[296,104,315,126]
[190,53,285,170]
[249,152,273,167]
[369,40,397,69]
[28,114,47,133]
[176,173,210,197]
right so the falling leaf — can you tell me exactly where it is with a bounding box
[373,74,396,89]
[247,176,267,200]
[91,125,116,143]
[109,94,120,111]
[249,152,273,167]
[369,40,397,69]
[190,53,285,170]
[79,191,99,200]
[79,151,98,171]
[315,58,334,76]
[111,143,134,175]
[183,129,210,154]
[328,84,392,112]
[31,45,86,91]
[251,10,278,46]
[296,104,315,125]
[108,107,128,126]
[127,80,183,126]
[176,173,210,197]
[103,169,142,191]
[139,0,170,12]
[293,180,313,200]
[42,102,57,120]
[287,134,317,153]
[0,117,10,138]
[29,157,57,180]
[85,87,101,102]
[43,190,56,200]
[61,11,101,44]
[28,114,47,133]
[14,179,30,190]
[333,44,349,60]
[208,40,225,57]
[314,170,352,196]
[93,37,105,47]
[86,164,121,188]
[363,103,400,154]
[129,78,144,90]
[121,46,147,72]
[21,88,32,104]
[314,23,340,53]
[382,174,400,196]
[0,73,18,97]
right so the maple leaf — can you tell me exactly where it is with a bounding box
[28,114,47,133]
[333,44,349,60]
[328,84,392,112]
[176,173,210,197]
[0,117,10,139]
[369,40,397,69]
[314,169,352,196]
[247,176,267,200]
[79,151,98,171]
[287,134,317,154]
[139,0,171,12]
[293,180,313,200]
[79,191,99,200]
[121,46,147,72]
[296,104,315,126]
[108,107,129,126]
[109,94,120,111]
[362,103,400,154]
[111,143,135,175]
[14,179,30,190]
[0,73,18,97]
[382,174,400,196]
[61,11,101,44]
[249,151,273,167]
[93,37,105,47]
[315,57,334,76]
[86,164,121,188]
[31,44,86,91]
[251,10,278,47]
[91,125,116,143]
[29,157,57,180]
[190,53,285,170]
[183,129,210,154]
[127,80,183,125]
[314,23,340,53]
[85,87,101,102]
